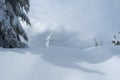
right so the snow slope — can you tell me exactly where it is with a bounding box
[1,0,120,80]
[0,46,120,80]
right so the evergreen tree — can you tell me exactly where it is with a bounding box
[94,38,98,47]
[45,33,53,47]
[0,0,31,48]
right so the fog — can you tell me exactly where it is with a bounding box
[25,0,120,48]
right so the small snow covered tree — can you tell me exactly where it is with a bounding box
[0,0,31,48]
[94,38,98,47]
[112,34,120,46]
[45,33,53,47]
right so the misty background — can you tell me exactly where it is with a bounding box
[23,0,120,48]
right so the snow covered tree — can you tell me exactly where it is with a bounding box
[94,38,98,47]
[0,0,31,48]
[112,34,120,46]
[45,33,53,47]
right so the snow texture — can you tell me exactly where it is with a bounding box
[0,46,120,80]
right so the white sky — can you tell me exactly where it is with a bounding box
[27,0,120,47]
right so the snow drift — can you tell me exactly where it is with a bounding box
[0,46,120,80]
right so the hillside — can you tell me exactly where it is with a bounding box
[0,46,120,80]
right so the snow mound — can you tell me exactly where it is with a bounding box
[0,46,120,80]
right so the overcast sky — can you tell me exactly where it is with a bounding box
[27,0,120,47]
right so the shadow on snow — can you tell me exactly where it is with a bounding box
[1,46,120,75]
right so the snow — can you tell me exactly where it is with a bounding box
[1,0,120,80]
[0,46,120,80]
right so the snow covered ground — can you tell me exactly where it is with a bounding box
[0,46,120,80]
[1,0,120,80]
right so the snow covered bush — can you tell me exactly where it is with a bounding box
[0,0,31,48]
